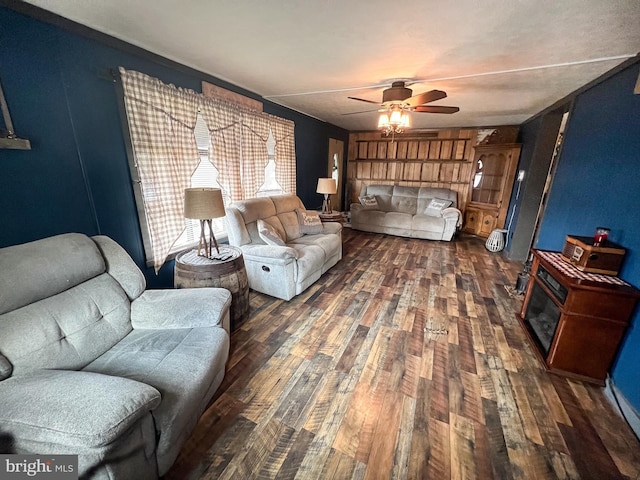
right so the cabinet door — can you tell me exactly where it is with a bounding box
[467,144,521,231]
[471,149,509,205]
[463,208,479,233]
[479,212,497,236]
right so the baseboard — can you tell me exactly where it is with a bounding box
[604,376,640,440]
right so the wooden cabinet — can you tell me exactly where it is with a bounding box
[517,250,640,384]
[462,143,521,237]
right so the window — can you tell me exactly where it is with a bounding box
[256,128,285,197]
[173,112,227,253]
[118,67,296,272]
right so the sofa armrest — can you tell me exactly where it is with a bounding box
[131,288,231,329]
[240,244,299,262]
[0,370,160,448]
[350,203,364,212]
[442,207,463,228]
[321,222,342,235]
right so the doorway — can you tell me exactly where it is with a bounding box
[327,138,344,211]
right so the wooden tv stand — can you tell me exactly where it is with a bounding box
[517,249,640,385]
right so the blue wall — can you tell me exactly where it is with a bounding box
[534,61,640,410]
[0,6,348,287]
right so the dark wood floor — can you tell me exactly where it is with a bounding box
[166,229,640,479]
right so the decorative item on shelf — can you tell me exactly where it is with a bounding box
[561,234,625,275]
[485,228,507,252]
[184,187,225,257]
[316,178,337,214]
[594,226,610,246]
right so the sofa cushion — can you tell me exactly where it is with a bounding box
[257,219,286,246]
[83,326,229,474]
[0,273,133,376]
[296,209,323,234]
[234,197,277,224]
[424,198,453,217]
[364,185,394,212]
[417,187,458,213]
[382,212,413,230]
[92,235,146,301]
[412,214,446,233]
[0,369,160,448]
[271,194,304,214]
[278,211,302,241]
[289,244,326,283]
[0,233,105,315]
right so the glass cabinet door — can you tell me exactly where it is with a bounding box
[471,150,507,205]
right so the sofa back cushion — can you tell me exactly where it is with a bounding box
[391,186,420,214]
[227,194,307,245]
[417,187,458,213]
[360,185,458,216]
[362,185,394,212]
[0,233,105,315]
[0,233,134,378]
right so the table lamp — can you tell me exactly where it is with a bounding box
[184,187,225,257]
[316,178,337,214]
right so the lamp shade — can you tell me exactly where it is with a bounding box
[184,188,225,219]
[316,178,337,195]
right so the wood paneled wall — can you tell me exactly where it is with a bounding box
[346,127,518,213]
[347,129,477,211]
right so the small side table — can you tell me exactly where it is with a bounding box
[318,211,345,223]
[174,245,249,331]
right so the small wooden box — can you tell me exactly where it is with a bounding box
[561,235,626,275]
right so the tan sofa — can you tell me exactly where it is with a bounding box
[350,185,462,241]
[225,194,342,301]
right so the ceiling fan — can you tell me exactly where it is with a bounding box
[347,81,459,115]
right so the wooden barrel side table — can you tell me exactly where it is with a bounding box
[174,246,249,331]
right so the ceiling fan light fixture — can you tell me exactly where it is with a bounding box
[378,106,410,136]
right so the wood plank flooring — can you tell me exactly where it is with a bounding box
[165,229,640,479]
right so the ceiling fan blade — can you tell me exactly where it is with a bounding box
[413,105,460,114]
[347,96,381,105]
[341,109,379,116]
[405,89,447,108]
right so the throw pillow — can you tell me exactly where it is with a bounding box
[359,194,379,209]
[424,198,453,217]
[257,219,286,246]
[296,209,323,235]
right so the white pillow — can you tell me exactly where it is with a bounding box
[296,209,323,235]
[257,219,286,246]
[359,194,379,209]
[424,198,453,217]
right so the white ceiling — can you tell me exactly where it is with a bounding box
[23,0,640,131]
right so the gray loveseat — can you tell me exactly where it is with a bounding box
[226,194,342,301]
[351,185,462,241]
[0,233,231,479]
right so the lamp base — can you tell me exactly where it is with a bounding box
[321,194,332,214]
[196,219,220,257]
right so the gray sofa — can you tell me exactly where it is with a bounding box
[0,233,231,479]
[351,185,462,241]
[226,194,342,301]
